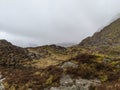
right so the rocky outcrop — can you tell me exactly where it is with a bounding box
[0,40,29,67]
[61,62,78,68]
[45,75,101,90]
[0,73,5,90]
[27,44,67,58]
[80,18,120,47]
[79,18,120,57]
[27,52,41,59]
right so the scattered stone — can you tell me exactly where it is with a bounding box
[61,62,78,68]
[116,65,120,68]
[103,59,111,64]
[60,75,73,86]
[59,86,74,90]
[48,75,101,90]
[76,79,101,90]
[28,52,41,59]
[69,85,78,90]
[0,73,5,90]
[50,87,60,90]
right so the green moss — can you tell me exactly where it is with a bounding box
[46,75,54,85]
[99,75,108,82]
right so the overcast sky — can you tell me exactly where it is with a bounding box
[0,0,120,47]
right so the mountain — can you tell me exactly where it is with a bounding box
[79,18,120,57]
[80,18,120,46]
[0,19,120,90]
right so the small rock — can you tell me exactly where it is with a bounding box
[60,85,78,90]
[70,85,78,90]
[116,65,120,68]
[103,58,111,64]
[0,73,5,90]
[50,87,60,90]
[76,79,90,86]
[61,62,78,68]
[75,79,101,90]
[60,75,73,86]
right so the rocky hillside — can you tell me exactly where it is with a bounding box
[79,18,120,57]
[0,40,70,69]
[27,45,67,58]
[0,40,30,68]
[25,45,71,69]
[80,18,120,46]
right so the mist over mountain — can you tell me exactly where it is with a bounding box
[79,18,120,58]
[0,0,120,90]
[80,18,120,46]
[0,0,120,47]
[0,18,120,90]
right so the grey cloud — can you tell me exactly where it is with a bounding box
[0,0,120,47]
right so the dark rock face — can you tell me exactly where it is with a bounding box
[0,40,12,46]
[0,40,29,67]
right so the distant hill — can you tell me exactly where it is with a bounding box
[56,42,76,47]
